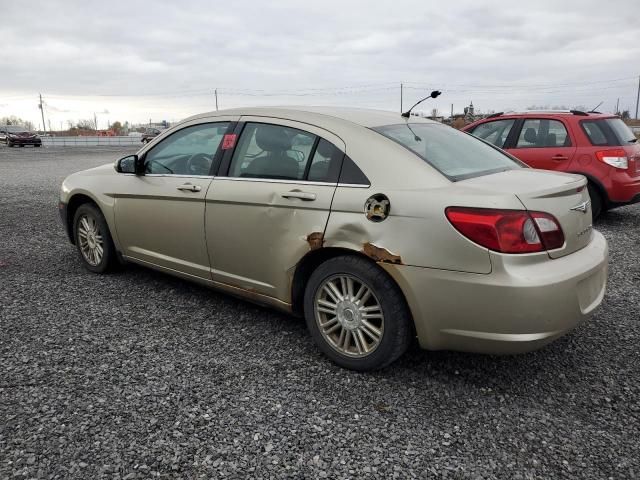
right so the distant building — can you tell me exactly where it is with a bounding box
[463,101,475,118]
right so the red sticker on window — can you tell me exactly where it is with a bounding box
[222,134,237,150]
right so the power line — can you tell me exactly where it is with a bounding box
[2,75,636,103]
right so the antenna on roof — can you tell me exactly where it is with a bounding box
[589,101,603,113]
[401,90,442,118]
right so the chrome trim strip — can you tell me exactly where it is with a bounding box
[337,183,371,188]
[120,174,368,187]
[144,174,215,179]
[213,177,370,188]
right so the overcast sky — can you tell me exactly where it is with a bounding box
[0,0,638,129]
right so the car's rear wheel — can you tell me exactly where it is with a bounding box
[73,203,117,273]
[304,255,413,371]
[7,142,13,147]
[587,182,603,219]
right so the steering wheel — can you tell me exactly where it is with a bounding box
[146,159,174,174]
[186,153,212,175]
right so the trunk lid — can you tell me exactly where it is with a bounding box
[460,169,592,258]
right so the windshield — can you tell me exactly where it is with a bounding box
[5,125,30,133]
[373,123,523,181]
[581,118,636,146]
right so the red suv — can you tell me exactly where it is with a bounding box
[463,111,640,218]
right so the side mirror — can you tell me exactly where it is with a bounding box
[115,154,138,174]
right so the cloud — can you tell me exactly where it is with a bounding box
[0,0,638,125]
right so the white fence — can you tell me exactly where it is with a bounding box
[41,136,142,147]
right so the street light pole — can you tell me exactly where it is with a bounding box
[38,93,47,135]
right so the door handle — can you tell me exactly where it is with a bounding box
[551,155,568,161]
[281,190,316,201]
[177,183,202,192]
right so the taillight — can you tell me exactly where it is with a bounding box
[595,148,628,169]
[445,207,564,254]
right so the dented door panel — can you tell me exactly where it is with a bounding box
[205,178,336,301]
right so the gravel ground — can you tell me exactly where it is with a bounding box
[0,145,639,479]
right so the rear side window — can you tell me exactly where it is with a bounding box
[373,123,522,181]
[307,139,343,183]
[581,118,637,146]
[230,123,316,180]
[516,119,570,148]
[469,119,515,148]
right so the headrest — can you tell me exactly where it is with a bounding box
[255,126,292,152]
[524,128,537,144]
[316,140,336,158]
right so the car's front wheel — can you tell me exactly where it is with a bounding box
[73,203,117,273]
[304,255,413,371]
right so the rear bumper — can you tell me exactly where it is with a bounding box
[606,170,640,205]
[382,231,608,354]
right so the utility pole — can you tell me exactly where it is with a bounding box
[400,83,403,113]
[615,98,619,115]
[215,89,219,111]
[636,75,639,120]
[93,112,98,131]
[451,103,454,119]
[38,93,47,135]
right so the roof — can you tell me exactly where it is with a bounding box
[182,106,439,129]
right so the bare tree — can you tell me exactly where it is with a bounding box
[76,119,95,130]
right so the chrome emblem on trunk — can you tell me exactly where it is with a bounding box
[570,200,590,213]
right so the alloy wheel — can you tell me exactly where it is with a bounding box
[314,274,384,357]
[77,214,104,266]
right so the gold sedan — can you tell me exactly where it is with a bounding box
[59,107,608,370]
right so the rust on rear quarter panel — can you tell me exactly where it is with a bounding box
[306,232,324,250]
[362,242,403,264]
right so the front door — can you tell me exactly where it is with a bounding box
[205,118,346,302]
[114,119,234,278]
[506,118,577,171]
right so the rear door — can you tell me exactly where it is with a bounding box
[205,118,345,302]
[506,118,577,171]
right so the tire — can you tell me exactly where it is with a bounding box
[34,144,41,148]
[73,203,117,273]
[587,182,603,219]
[7,142,13,147]
[303,255,413,371]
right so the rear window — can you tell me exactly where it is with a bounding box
[373,123,523,181]
[581,118,637,146]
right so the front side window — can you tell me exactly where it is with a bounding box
[516,119,570,148]
[469,119,515,148]
[373,123,522,181]
[229,123,317,180]
[144,122,229,175]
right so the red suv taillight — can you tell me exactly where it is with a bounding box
[595,148,628,169]
[445,207,564,254]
